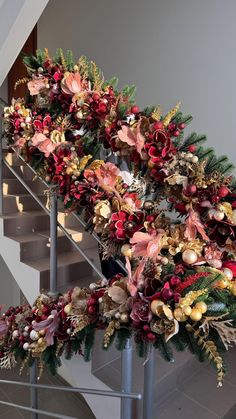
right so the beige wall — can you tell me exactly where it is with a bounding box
[38,0,236,161]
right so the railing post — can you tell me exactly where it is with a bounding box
[143,347,155,419]
[121,338,133,419]
[30,362,38,419]
[0,137,3,216]
[49,191,58,294]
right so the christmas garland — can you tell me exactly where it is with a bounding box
[1,49,236,386]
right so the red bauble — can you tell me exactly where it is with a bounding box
[131,105,140,114]
[188,145,197,153]
[178,123,186,130]
[218,186,229,198]
[92,93,100,101]
[153,121,164,131]
[147,332,156,342]
[162,288,174,300]
[88,305,97,315]
[173,130,180,137]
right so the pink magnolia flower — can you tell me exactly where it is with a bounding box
[33,310,60,346]
[61,72,82,97]
[125,256,146,296]
[31,133,56,157]
[117,120,145,156]
[130,230,165,259]
[95,162,121,193]
[184,209,209,241]
[27,78,49,96]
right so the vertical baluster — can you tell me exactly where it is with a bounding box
[30,363,38,419]
[121,339,133,419]
[49,191,58,294]
[0,138,3,216]
[143,348,155,419]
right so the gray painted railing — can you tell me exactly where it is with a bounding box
[0,97,156,419]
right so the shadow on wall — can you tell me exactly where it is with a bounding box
[0,255,21,306]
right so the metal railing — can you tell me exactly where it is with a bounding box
[0,97,156,419]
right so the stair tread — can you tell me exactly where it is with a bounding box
[7,227,82,243]
[24,249,98,272]
[1,210,48,219]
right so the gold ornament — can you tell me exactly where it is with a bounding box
[190,308,202,321]
[163,102,181,127]
[183,305,192,316]
[121,244,132,258]
[195,301,207,314]
[174,308,187,322]
[182,249,198,265]
[150,299,162,315]
[64,303,72,314]
[120,312,129,323]
[230,283,236,296]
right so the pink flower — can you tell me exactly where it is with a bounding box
[33,310,60,346]
[61,72,82,97]
[130,299,151,324]
[95,162,121,193]
[117,120,145,156]
[125,256,146,296]
[27,78,48,95]
[130,230,164,259]
[0,319,8,337]
[184,209,209,241]
[14,137,26,148]
[31,133,56,157]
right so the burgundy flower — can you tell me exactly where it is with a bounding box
[109,211,144,240]
[130,299,151,324]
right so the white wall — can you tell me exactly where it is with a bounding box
[38,0,236,160]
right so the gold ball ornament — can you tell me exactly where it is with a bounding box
[120,312,129,323]
[216,279,228,289]
[174,308,187,322]
[64,303,72,314]
[190,308,202,321]
[182,305,192,316]
[230,283,236,297]
[121,244,132,258]
[195,301,207,314]
[182,249,198,265]
[66,167,73,176]
[231,209,236,225]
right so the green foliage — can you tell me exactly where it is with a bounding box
[122,84,136,102]
[103,76,119,90]
[136,340,148,358]
[142,106,156,117]
[154,336,174,362]
[115,328,132,351]
[180,133,207,151]
[84,326,95,361]
[66,50,74,71]
[118,102,129,119]
[22,54,41,72]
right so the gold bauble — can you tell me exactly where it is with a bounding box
[64,303,72,314]
[182,305,192,316]
[216,279,228,289]
[189,308,202,321]
[39,329,45,336]
[121,244,132,258]
[230,283,236,297]
[174,308,187,322]
[182,249,198,265]
[66,167,73,175]
[195,301,207,314]
[120,312,129,323]
[38,337,44,345]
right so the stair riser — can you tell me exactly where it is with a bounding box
[3,196,48,213]
[3,215,50,236]
[40,261,94,291]
[3,179,45,195]
[20,236,74,261]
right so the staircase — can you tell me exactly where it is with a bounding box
[1,150,236,419]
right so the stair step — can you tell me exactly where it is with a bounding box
[2,210,50,235]
[3,178,45,195]
[3,193,48,213]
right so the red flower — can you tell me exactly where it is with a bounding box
[109,211,144,240]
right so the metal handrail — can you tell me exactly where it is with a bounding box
[0,379,141,399]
